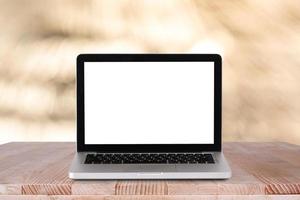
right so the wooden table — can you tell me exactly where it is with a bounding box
[0,142,299,199]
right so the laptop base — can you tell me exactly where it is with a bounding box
[69,152,231,179]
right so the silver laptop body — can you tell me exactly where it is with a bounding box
[69,54,231,179]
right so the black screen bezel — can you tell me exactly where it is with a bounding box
[77,54,222,152]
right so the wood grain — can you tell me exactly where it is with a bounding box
[0,142,300,197]
[1,195,300,200]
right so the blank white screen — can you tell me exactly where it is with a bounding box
[84,62,214,144]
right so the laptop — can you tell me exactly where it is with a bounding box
[69,54,231,179]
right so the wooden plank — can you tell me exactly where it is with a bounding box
[72,180,168,195]
[224,143,300,194]
[114,181,168,195]
[0,142,300,196]
[0,142,74,195]
[72,181,116,195]
[21,184,72,195]
[217,143,266,195]
[1,195,300,200]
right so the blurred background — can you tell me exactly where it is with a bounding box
[0,0,299,144]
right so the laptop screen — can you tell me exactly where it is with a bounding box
[84,62,214,145]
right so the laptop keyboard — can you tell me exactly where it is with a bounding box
[84,153,215,164]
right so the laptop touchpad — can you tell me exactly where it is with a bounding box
[138,165,177,172]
